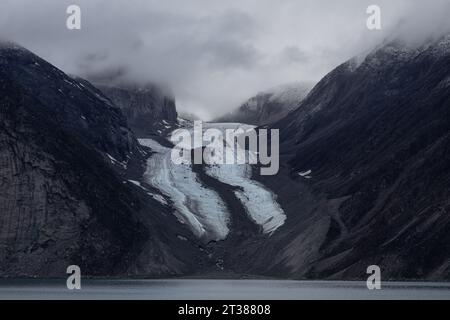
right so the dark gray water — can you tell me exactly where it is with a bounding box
[0,279,449,300]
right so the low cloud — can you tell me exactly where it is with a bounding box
[1,0,449,119]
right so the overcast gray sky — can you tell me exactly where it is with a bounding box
[1,0,450,119]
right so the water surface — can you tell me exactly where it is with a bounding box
[0,279,449,300]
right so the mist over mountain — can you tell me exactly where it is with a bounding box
[178,111,201,121]
[93,82,178,137]
[0,43,210,277]
[216,82,313,125]
[243,35,450,280]
[3,0,450,119]
[0,0,450,282]
[3,33,449,280]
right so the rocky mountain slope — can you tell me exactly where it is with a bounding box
[231,36,450,280]
[93,82,178,137]
[1,36,449,281]
[216,82,312,126]
[0,43,207,277]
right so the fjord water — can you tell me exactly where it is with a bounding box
[0,280,449,300]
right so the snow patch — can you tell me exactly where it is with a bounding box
[106,153,128,169]
[128,180,143,187]
[298,170,312,179]
[148,193,168,205]
[128,180,169,205]
[267,83,311,106]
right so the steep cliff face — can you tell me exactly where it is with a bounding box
[216,83,312,126]
[0,43,205,277]
[229,37,450,280]
[94,83,178,137]
[2,37,449,280]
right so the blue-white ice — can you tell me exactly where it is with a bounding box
[202,123,286,234]
[138,121,286,239]
[139,138,230,241]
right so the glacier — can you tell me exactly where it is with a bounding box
[202,123,286,234]
[138,122,286,241]
[139,138,230,241]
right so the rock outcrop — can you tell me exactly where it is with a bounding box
[229,37,450,280]
[94,83,178,137]
[216,83,312,126]
[0,43,205,277]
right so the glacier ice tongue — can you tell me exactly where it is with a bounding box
[139,138,230,241]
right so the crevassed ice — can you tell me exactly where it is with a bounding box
[138,138,230,241]
[203,123,286,234]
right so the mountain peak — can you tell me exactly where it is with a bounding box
[93,81,178,137]
[0,40,25,51]
[216,82,313,126]
[349,33,450,73]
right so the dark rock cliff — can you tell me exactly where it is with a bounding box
[94,83,178,137]
[0,43,205,277]
[231,37,450,280]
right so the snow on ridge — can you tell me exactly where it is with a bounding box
[149,193,168,205]
[298,170,312,179]
[267,83,311,106]
[106,153,127,169]
[128,179,142,187]
[429,34,450,57]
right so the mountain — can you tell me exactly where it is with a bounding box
[231,36,450,280]
[216,82,313,126]
[93,82,178,137]
[2,36,449,281]
[178,111,201,121]
[0,43,208,277]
